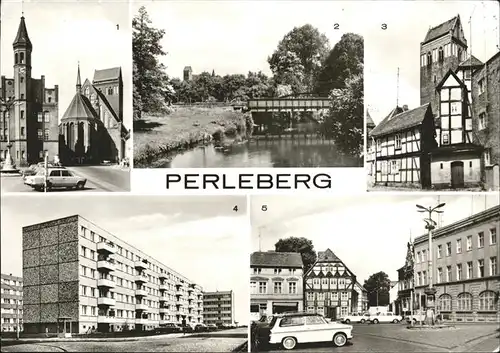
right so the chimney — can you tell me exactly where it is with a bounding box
[403,105,409,111]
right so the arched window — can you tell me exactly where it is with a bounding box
[438,47,444,62]
[427,52,432,66]
[15,53,18,64]
[457,292,473,311]
[438,293,452,311]
[479,291,497,311]
[20,52,25,64]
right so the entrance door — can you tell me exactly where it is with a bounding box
[326,306,337,320]
[451,161,465,189]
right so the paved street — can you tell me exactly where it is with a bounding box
[1,328,247,352]
[1,166,130,193]
[258,324,499,353]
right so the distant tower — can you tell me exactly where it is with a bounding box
[12,16,33,164]
[420,15,468,113]
[183,66,193,81]
[212,69,215,77]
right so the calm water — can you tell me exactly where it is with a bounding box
[160,138,362,168]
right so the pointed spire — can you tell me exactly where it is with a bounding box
[76,62,82,93]
[13,16,32,50]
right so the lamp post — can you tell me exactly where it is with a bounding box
[416,202,446,326]
[3,282,21,340]
[0,97,20,173]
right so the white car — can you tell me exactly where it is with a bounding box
[24,168,87,191]
[369,312,403,324]
[339,312,371,324]
[268,313,353,350]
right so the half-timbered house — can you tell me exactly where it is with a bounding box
[369,104,437,188]
[303,249,360,320]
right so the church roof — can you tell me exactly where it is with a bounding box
[184,66,192,71]
[370,104,431,137]
[423,15,459,44]
[366,111,375,128]
[250,251,303,268]
[13,16,32,49]
[61,94,97,121]
[93,86,120,122]
[317,248,341,262]
[93,67,121,83]
[459,55,484,67]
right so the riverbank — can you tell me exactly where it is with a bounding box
[133,106,253,168]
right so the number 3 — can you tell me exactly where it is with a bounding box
[381,24,387,30]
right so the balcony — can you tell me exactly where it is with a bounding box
[97,297,116,306]
[135,303,148,311]
[97,278,115,288]
[159,273,167,280]
[175,290,183,296]
[97,242,116,254]
[159,307,169,314]
[159,297,167,303]
[159,283,168,291]
[134,274,148,283]
[135,288,148,297]
[134,261,147,270]
[97,315,116,323]
[97,259,115,272]
[135,318,149,325]
[187,287,194,293]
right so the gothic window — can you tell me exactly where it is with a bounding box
[85,87,90,96]
[426,52,432,66]
[20,53,25,64]
[107,87,113,95]
[438,47,444,62]
[15,53,18,64]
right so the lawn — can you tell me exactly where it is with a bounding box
[133,106,252,168]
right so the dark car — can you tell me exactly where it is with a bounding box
[195,324,208,332]
[251,315,274,349]
[155,323,182,334]
[181,324,194,333]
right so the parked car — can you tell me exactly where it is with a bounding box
[369,312,403,324]
[339,312,371,324]
[24,168,86,191]
[181,324,194,333]
[268,313,353,350]
[206,324,217,331]
[155,323,182,334]
[195,323,208,332]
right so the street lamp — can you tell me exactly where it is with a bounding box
[416,202,446,326]
[0,97,20,173]
[3,282,21,340]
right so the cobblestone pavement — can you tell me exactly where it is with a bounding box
[258,323,498,352]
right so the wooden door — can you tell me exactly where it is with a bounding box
[451,161,464,189]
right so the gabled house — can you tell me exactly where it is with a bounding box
[369,104,437,188]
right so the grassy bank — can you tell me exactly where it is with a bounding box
[134,106,253,167]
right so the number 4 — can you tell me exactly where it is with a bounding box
[233,205,238,212]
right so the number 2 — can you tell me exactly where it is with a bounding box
[333,23,339,30]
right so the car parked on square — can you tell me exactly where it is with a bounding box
[369,312,403,324]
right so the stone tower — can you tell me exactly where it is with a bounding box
[420,15,468,114]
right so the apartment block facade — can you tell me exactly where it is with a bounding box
[413,205,499,322]
[203,290,234,326]
[1,274,23,332]
[22,215,203,334]
[250,251,304,321]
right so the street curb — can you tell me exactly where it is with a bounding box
[66,167,123,192]
[232,340,248,352]
[453,332,500,352]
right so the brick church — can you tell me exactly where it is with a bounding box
[0,16,129,167]
[368,15,499,190]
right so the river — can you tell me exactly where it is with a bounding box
[157,137,362,168]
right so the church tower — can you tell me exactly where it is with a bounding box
[420,15,468,114]
[12,15,33,164]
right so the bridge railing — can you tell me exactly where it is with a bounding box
[247,98,330,111]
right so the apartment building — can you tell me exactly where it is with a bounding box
[413,205,499,322]
[250,251,304,321]
[203,290,234,326]
[22,215,203,334]
[1,274,23,332]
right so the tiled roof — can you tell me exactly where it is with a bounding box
[93,67,121,83]
[459,55,484,67]
[317,248,341,262]
[250,251,303,268]
[370,104,430,137]
[61,93,97,121]
[423,16,459,44]
[13,16,32,49]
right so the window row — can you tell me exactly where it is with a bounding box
[253,268,298,274]
[36,129,50,141]
[250,281,297,294]
[420,43,465,67]
[2,298,22,305]
[36,112,51,122]
[417,257,497,285]
[437,291,497,312]
[431,230,496,259]
[306,291,350,301]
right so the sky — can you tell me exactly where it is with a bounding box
[251,194,500,285]
[1,195,250,324]
[365,1,499,124]
[1,0,132,126]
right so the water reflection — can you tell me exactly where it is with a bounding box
[162,138,362,168]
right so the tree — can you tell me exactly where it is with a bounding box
[133,6,171,118]
[322,73,363,156]
[268,24,330,93]
[315,33,364,96]
[275,237,317,274]
[363,271,392,307]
